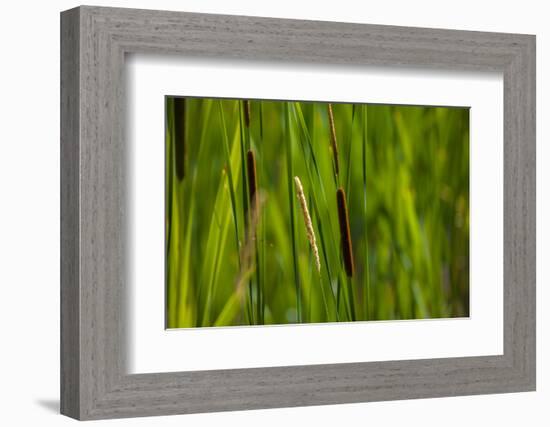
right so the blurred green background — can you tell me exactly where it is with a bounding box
[165,97,469,328]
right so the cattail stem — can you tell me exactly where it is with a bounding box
[294,177,321,273]
[245,149,259,323]
[244,100,251,128]
[328,103,340,176]
[336,187,354,277]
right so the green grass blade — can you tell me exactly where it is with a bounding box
[285,103,302,322]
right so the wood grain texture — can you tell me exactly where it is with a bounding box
[60,7,80,419]
[60,5,536,420]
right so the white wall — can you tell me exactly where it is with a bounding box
[0,0,546,425]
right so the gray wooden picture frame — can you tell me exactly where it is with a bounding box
[60,5,536,420]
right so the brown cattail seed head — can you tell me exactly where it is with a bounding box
[336,187,354,277]
[173,97,186,180]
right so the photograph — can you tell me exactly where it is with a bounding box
[165,97,470,328]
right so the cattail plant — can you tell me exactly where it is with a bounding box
[240,187,264,272]
[173,97,186,180]
[294,176,321,273]
[328,103,340,176]
[246,149,258,218]
[336,187,354,277]
[244,100,251,128]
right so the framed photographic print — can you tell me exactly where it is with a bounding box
[61,5,536,420]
